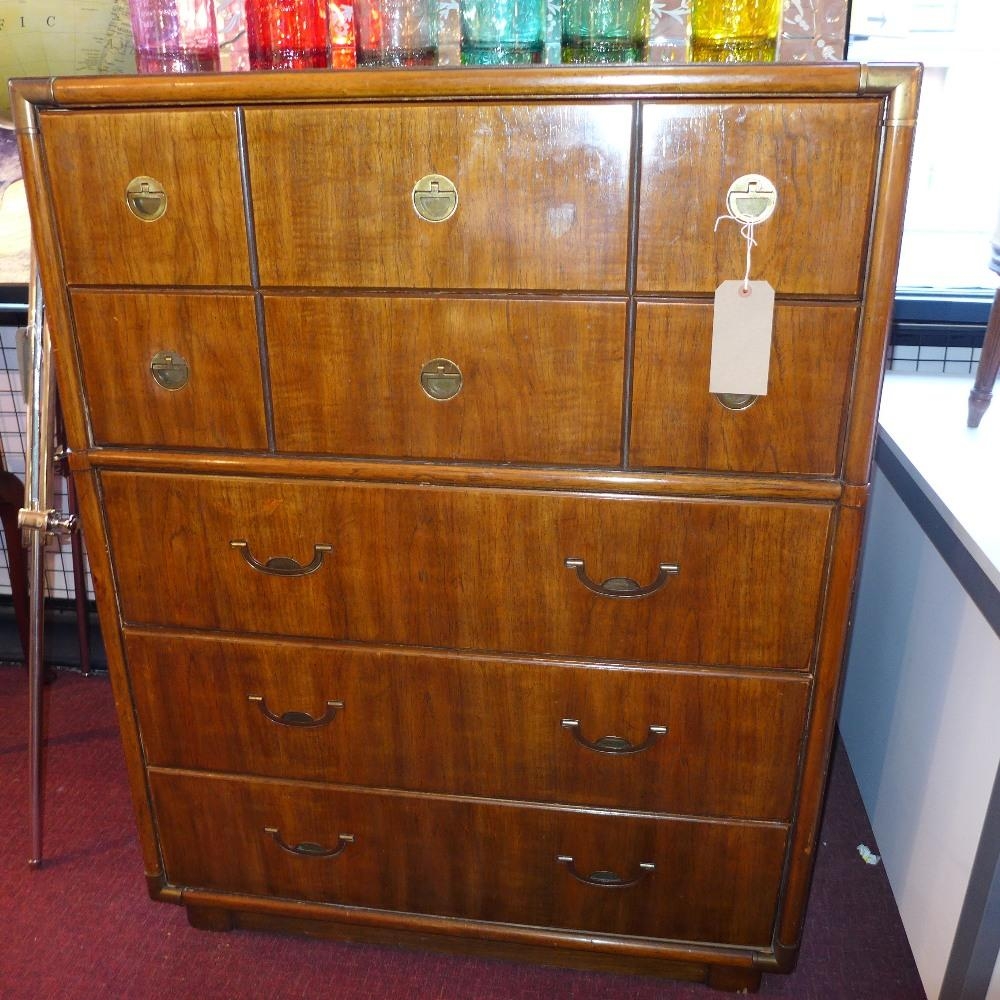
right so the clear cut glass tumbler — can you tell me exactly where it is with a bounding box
[355,0,438,66]
[560,0,649,63]
[127,0,221,72]
[460,0,545,66]
[245,0,330,69]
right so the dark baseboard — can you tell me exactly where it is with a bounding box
[0,597,107,672]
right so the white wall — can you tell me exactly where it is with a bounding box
[840,467,1000,1000]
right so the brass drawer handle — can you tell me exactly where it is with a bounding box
[150,350,189,391]
[264,827,353,859]
[230,540,332,577]
[556,855,655,889]
[564,557,679,598]
[561,719,667,755]
[249,695,343,728]
[412,173,458,223]
[125,175,167,222]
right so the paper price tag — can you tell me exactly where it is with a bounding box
[709,280,775,397]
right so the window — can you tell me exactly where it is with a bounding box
[848,0,1000,293]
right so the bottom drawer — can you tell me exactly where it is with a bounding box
[150,770,787,948]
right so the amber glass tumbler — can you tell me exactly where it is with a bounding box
[688,0,782,63]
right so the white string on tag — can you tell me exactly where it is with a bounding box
[714,173,778,294]
[713,215,757,292]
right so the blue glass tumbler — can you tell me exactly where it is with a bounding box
[460,0,545,65]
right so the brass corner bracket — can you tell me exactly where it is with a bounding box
[860,63,922,127]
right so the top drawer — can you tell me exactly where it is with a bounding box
[244,104,632,292]
[637,100,881,296]
[101,471,831,669]
[42,110,251,287]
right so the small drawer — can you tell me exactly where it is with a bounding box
[629,301,859,475]
[72,291,267,451]
[245,104,632,292]
[127,631,810,821]
[636,100,881,296]
[150,770,788,947]
[266,295,625,465]
[102,472,831,669]
[41,109,250,287]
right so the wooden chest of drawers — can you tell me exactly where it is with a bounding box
[12,65,919,992]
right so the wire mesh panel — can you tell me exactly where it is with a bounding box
[0,323,93,602]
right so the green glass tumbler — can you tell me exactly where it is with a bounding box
[561,0,649,64]
[460,0,546,65]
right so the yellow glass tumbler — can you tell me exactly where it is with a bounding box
[688,0,783,63]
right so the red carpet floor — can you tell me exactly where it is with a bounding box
[0,665,926,999]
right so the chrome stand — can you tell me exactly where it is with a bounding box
[19,252,76,868]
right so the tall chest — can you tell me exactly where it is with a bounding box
[13,65,919,992]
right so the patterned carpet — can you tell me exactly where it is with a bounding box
[0,664,926,999]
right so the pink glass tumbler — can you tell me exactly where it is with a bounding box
[245,0,331,69]
[128,0,222,73]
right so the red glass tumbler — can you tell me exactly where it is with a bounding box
[245,0,331,69]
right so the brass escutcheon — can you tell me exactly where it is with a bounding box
[150,351,189,390]
[126,175,168,222]
[420,358,463,400]
[725,173,777,226]
[714,392,758,411]
[412,174,458,223]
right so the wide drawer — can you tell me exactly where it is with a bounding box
[637,99,881,296]
[102,472,830,669]
[149,770,788,947]
[72,291,267,451]
[127,632,809,821]
[629,301,859,475]
[266,295,625,465]
[41,109,250,287]
[244,104,632,291]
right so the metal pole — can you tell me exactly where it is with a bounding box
[20,252,75,868]
[23,252,47,868]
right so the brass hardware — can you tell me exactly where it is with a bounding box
[561,719,668,755]
[860,63,922,125]
[714,392,758,411]
[556,855,655,888]
[150,351,189,391]
[230,540,333,577]
[125,176,168,222]
[264,827,354,859]
[565,557,678,599]
[249,695,343,728]
[412,174,458,223]
[420,358,463,401]
[726,174,777,226]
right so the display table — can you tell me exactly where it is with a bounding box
[841,372,1000,1000]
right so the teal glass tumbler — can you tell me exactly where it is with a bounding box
[561,0,649,63]
[460,0,546,65]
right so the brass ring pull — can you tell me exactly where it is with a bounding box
[264,827,354,859]
[230,540,332,577]
[249,695,344,728]
[125,175,167,222]
[561,719,668,755]
[564,557,679,598]
[556,855,655,888]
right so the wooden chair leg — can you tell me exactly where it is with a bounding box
[968,287,1000,428]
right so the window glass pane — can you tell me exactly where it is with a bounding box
[848,0,1000,291]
